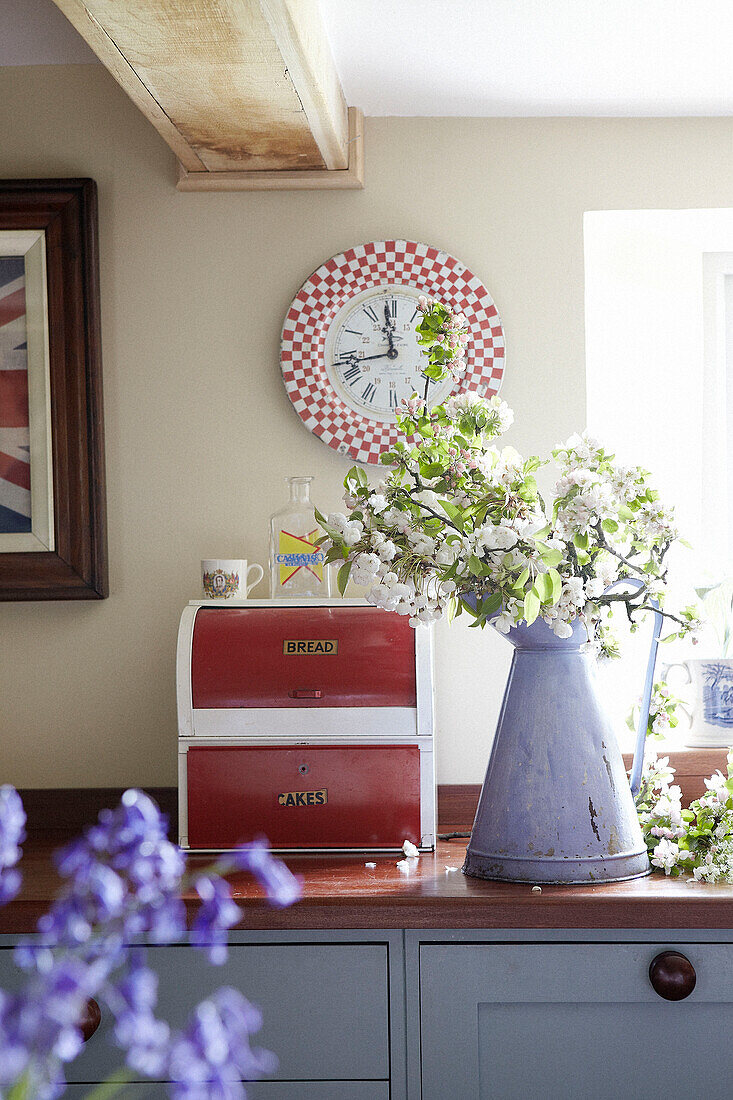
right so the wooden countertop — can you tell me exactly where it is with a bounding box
[4,839,733,934]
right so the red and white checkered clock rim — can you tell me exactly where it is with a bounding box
[280,240,506,465]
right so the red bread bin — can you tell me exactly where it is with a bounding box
[177,599,436,852]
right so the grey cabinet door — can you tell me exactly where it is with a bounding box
[420,942,733,1100]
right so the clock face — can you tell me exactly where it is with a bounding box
[325,286,455,420]
[281,241,505,465]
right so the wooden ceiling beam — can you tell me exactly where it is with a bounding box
[177,105,363,190]
[260,0,348,171]
[50,0,362,189]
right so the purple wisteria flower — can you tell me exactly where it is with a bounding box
[0,954,112,1098]
[0,784,26,905]
[42,788,188,950]
[104,951,171,1077]
[167,987,278,1100]
[224,837,303,909]
[191,874,242,965]
[0,786,301,1097]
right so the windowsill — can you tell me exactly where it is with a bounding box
[622,745,729,804]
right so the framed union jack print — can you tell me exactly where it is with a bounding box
[0,231,54,552]
[0,180,107,600]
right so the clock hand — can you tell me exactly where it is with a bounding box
[381,303,400,360]
[335,350,393,366]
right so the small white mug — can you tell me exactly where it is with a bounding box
[201,559,264,600]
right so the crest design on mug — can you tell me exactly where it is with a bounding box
[203,570,240,598]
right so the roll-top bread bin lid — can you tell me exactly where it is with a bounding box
[191,605,417,708]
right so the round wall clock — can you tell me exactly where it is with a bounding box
[280,240,505,465]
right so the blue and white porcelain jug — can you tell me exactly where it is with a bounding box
[662,658,733,747]
[463,583,662,884]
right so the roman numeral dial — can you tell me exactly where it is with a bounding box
[325,288,456,420]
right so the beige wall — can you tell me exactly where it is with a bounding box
[1,65,732,787]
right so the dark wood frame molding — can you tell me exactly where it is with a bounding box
[0,179,107,599]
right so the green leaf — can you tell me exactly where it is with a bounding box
[439,500,465,531]
[479,592,502,617]
[535,572,554,604]
[80,1070,136,1100]
[467,554,484,576]
[512,566,530,593]
[419,462,444,478]
[7,1076,30,1100]
[539,546,563,569]
[336,560,352,596]
[618,504,635,521]
[548,567,562,603]
[601,518,619,534]
[524,588,541,624]
[573,531,589,550]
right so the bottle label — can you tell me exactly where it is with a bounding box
[276,529,325,586]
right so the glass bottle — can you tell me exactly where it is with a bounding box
[269,476,331,598]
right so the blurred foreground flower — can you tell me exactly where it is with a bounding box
[0,785,25,906]
[0,788,300,1099]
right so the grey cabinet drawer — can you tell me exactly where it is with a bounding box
[65,1086,389,1099]
[420,942,733,1100]
[149,943,389,1082]
[0,942,389,1085]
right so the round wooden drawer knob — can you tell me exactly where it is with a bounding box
[648,951,696,1001]
[79,997,102,1042]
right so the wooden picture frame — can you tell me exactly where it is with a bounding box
[0,179,107,600]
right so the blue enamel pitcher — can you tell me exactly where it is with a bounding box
[463,580,663,884]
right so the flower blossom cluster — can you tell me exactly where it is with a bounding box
[0,785,25,905]
[320,368,698,653]
[636,751,733,882]
[627,680,681,743]
[0,789,300,1099]
[414,297,471,385]
[553,433,679,549]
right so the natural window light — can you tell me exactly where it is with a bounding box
[584,209,733,747]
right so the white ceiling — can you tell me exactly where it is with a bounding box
[320,0,733,116]
[2,0,733,117]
